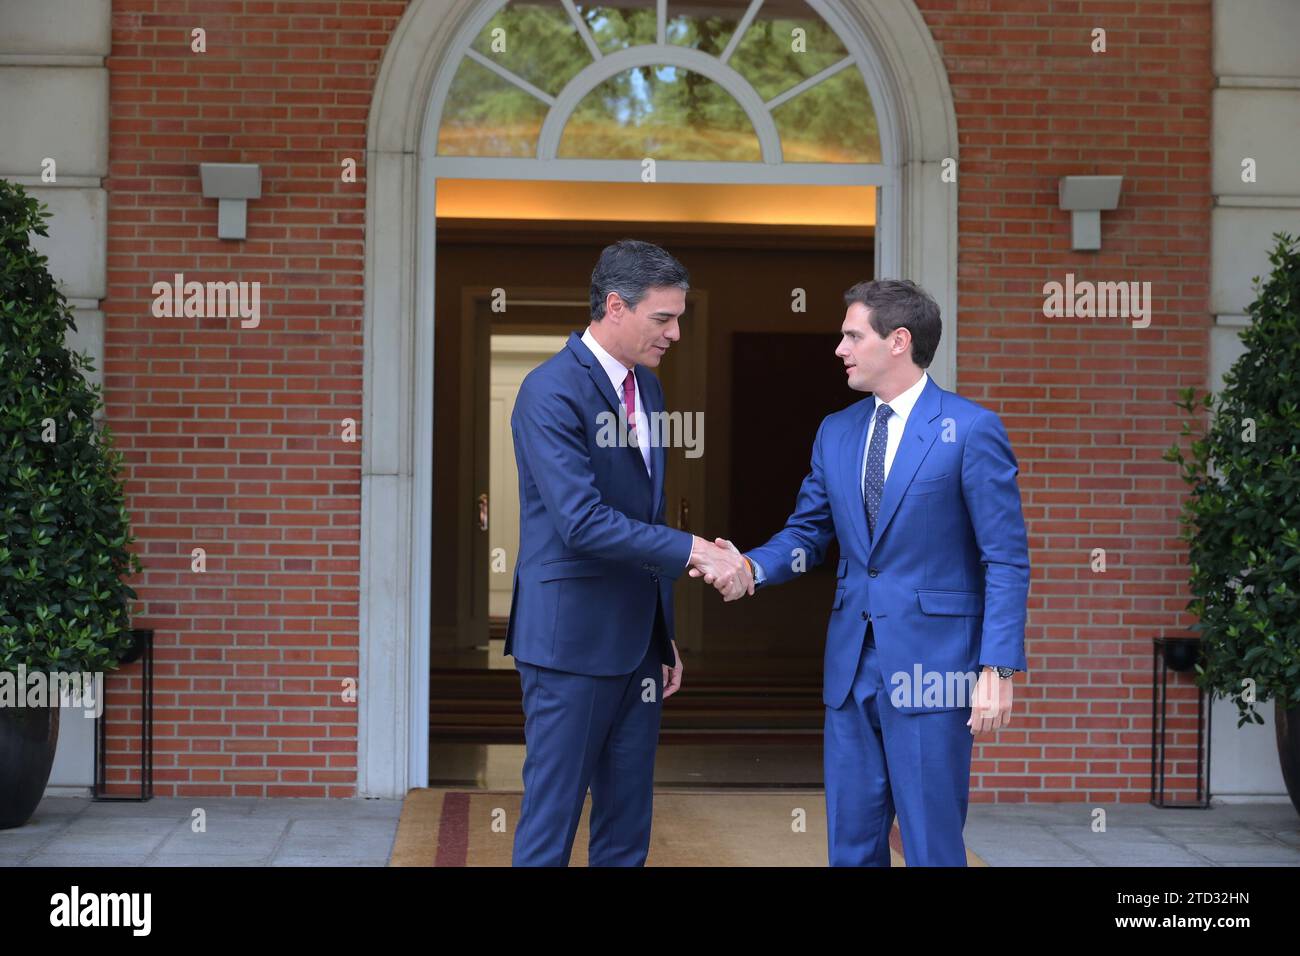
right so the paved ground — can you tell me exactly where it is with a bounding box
[2,795,1297,866]
[965,801,1300,867]
[0,795,403,867]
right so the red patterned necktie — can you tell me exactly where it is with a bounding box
[621,369,637,436]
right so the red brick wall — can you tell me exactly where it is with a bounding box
[102,0,407,797]
[916,0,1212,803]
[102,0,1211,798]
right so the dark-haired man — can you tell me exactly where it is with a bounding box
[506,239,750,866]
[717,278,1030,866]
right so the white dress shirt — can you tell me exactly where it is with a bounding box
[861,370,929,495]
[582,326,652,477]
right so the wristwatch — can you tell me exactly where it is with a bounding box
[985,665,1016,679]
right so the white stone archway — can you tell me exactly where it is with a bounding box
[358,0,958,797]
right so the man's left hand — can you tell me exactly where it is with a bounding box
[968,667,1013,736]
[663,640,683,700]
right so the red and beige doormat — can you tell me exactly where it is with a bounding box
[389,789,986,867]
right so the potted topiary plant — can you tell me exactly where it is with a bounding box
[0,178,144,828]
[1165,231,1300,815]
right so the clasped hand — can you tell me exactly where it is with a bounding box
[687,536,754,601]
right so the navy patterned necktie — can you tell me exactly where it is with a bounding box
[863,403,894,539]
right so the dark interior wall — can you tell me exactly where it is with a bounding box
[432,221,873,668]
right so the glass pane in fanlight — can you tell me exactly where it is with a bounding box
[437,58,550,157]
[666,0,758,56]
[469,0,594,97]
[772,64,880,163]
[728,0,849,102]
[559,65,761,160]
[574,1,659,53]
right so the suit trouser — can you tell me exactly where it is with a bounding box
[512,640,663,867]
[823,623,974,866]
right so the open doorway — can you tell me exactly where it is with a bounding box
[428,180,874,787]
[360,0,962,798]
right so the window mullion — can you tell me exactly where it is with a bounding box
[464,48,558,105]
[719,0,765,65]
[764,54,853,111]
[559,0,603,61]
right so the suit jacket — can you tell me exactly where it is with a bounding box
[746,375,1030,711]
[504,331,693,676]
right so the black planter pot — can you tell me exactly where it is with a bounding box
[0,702,61,830]
[1275,700,1300,818]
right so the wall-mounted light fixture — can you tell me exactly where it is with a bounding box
[1058,175,1123,251]
[199,163,261,240]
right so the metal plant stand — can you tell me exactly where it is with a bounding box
[93,628,154,802]
[1150,635,1211,808]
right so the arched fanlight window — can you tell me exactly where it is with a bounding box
[559,66,763,161]
[436,0,882,166]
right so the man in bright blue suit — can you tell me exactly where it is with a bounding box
[506,239,751,867]
[723,279,1030,867]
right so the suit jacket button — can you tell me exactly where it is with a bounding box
[868,568,879,577]
[861,611,869,621]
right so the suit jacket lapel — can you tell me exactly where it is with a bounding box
[568,333,621,417]
[867,376,943,556]
[840,398,874,549]
[635,365,664,509]
[567,333,653,493]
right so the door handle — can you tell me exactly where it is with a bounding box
[477,492,488,531]
[678,497,690,532]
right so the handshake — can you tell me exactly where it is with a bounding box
[687,536,754,602]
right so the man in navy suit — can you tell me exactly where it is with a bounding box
[707,279,1029,866]
[505,239,751,867]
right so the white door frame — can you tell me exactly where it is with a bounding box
[359,0,958,797]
